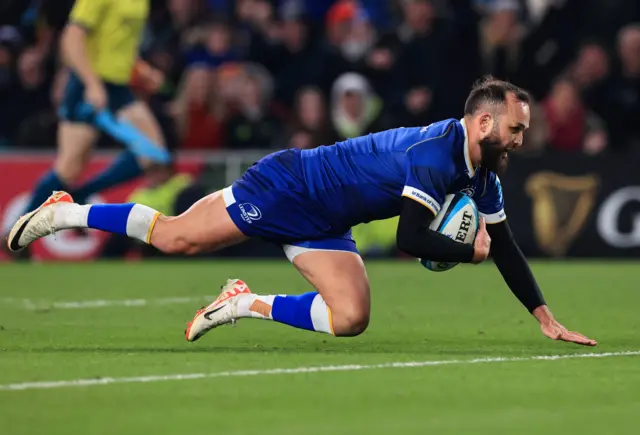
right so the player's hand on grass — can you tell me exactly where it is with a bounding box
[85,81,107,111]
[533,306,597,346]
[471,217,491,264]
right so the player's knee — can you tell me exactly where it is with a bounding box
[333,302,370,337]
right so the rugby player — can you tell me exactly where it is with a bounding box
[22,0,166,215]
[7,78,596,347]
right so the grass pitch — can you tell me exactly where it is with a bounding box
[0,260,638,435]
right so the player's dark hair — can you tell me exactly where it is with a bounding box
[464,76,531,115]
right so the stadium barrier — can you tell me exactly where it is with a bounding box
[0,151,638,261]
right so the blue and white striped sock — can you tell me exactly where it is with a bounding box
[238,292,334,335]
[53,203,160,243]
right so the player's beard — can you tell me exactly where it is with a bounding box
[479,127,508,175]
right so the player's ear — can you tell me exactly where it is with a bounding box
[478,113,494,137]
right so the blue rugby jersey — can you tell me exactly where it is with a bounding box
[299,118,506,234]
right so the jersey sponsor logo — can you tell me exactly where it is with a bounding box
[402,186,441,214]
[239,203,262,224]
[420,123,433,133]
[526,172,598,256]
[480,210,506,224]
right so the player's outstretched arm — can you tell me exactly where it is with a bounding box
[486,220,597,346]
[396,197,488,263]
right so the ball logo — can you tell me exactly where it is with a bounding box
[239,203,262,224]
[436,261,453,270]
[455,210,473,242]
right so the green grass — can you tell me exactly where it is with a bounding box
[0,261,638,435]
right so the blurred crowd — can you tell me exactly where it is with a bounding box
[0,0,639,155]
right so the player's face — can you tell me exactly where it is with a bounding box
[478,95,530,174]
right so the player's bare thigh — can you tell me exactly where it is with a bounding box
[117,101,166,168]
[54,121,98,184]
[292,250,370,337]
[150,190,248,255]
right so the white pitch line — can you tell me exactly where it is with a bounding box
[1,350,638,392]
[0,296,215,310]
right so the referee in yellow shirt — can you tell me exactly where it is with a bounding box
[22,0,168,215]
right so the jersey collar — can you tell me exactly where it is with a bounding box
[460,118,476,178]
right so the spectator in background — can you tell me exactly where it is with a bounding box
[171,66,226,150]
[235,0,279,45]
[153,0,202,47]
[184,20,239,70]
[320,1,377,91]
[391,0,442,124]
[11,48,52,146]
[602,24,640,151]
[475,0,521,78]
[249,1,322,110]
[0,0,636,158]
[542,77,608,155]
[141,0,202,87]
[0,26,22,144]
[169,0,202,33]
[570,42,610,92]
[568,42,611,112]
[225,63,280,148]
[288,130,315,149]
[329,72,391,141]
[287,86,331,149]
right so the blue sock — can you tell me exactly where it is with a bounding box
[24,170,68,213]
[73,151,143,204]
[269,292,334,334]
[86,203,160,243]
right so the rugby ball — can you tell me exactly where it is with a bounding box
[421,193,479,272]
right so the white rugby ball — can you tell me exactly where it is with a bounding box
[421,193,479,272]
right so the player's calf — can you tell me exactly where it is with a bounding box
[291,249,371,336]
[149,192,248,254]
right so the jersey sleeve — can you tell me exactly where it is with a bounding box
[402,146,452,216]
[475,172,506,224]
[69,0,108,30]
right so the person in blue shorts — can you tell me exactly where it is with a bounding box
[21,0,167,217]
[7,77,596,347]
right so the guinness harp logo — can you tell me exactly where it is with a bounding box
[525,172,599,257]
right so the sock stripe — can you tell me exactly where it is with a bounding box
[145,212,161,244]
[328,307,335,335]
[310,294,334,335]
